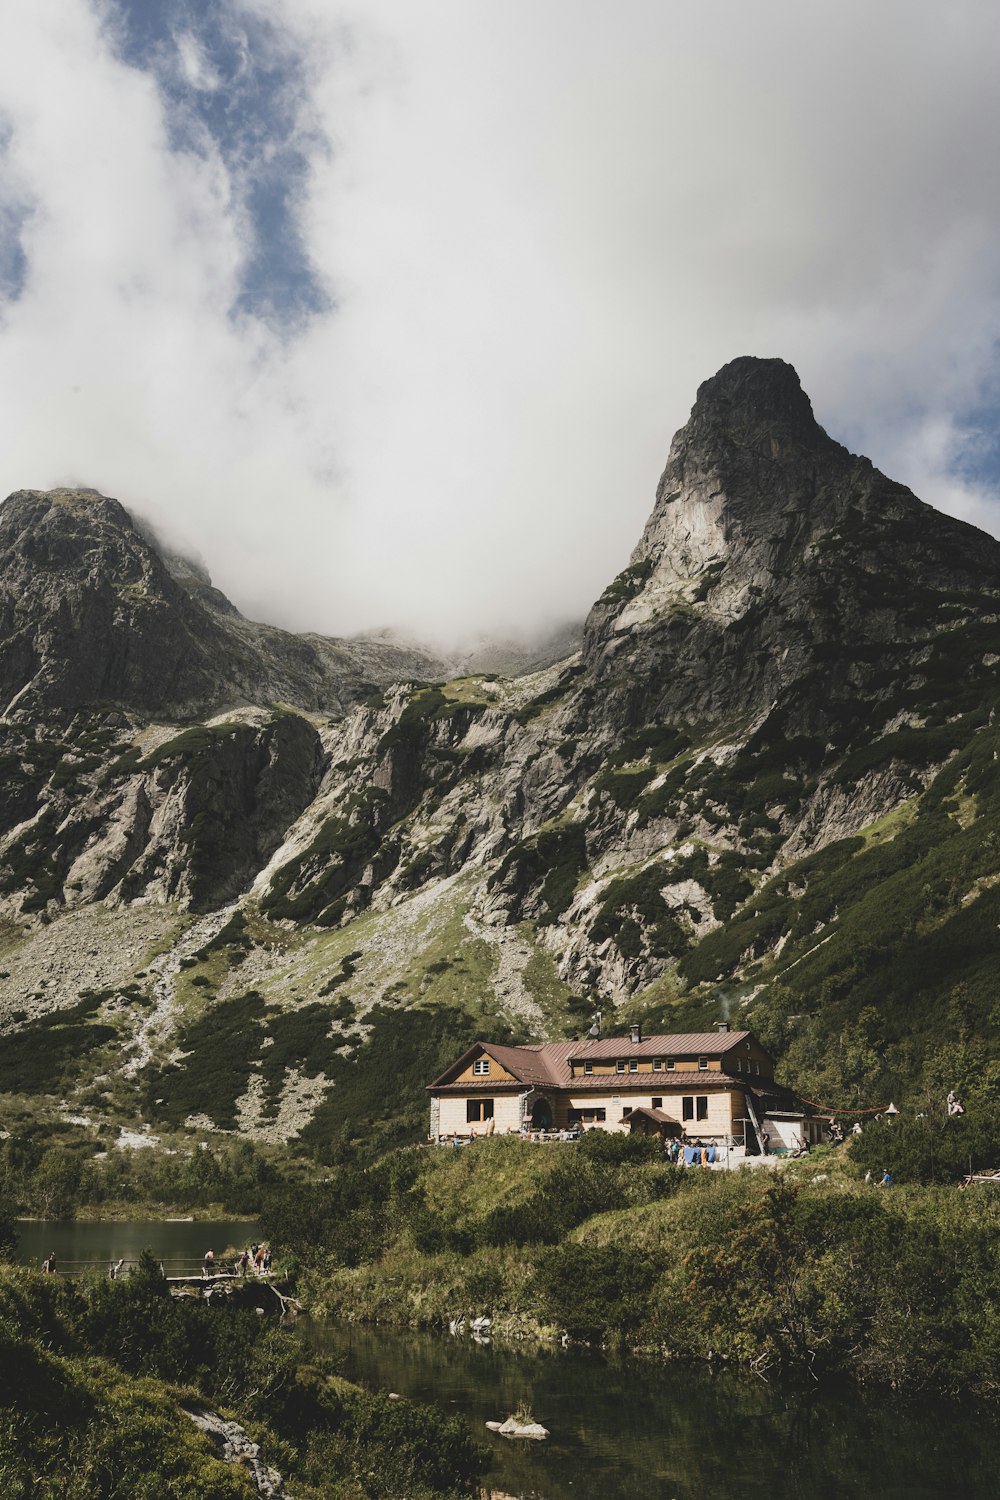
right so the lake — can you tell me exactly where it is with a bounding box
[302,1320,999,1500]
[13,1217,260,1275]
[11,1220,997,1498]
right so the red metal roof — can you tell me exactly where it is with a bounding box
[429,1033,770,1092]
[566,1031,752,1060]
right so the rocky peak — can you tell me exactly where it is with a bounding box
[583,357,1000,726]
[680,355,832,456]
[0,487,446,720]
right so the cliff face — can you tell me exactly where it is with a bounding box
[0,488,444,720]
[4,358,1000,1145]
[583,356,1000,726]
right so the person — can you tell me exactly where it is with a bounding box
[878,1168,892,1188]
[203,1248,215,1277]
[262,1246,272,1275]
[254,1246,264,1276]
[237,1249,250,1277]
[109,1257,125,1281]
[762,1131,770,1156]
[852,1121,863,1136]
[42,1253,55,1275]
[947,1091,966,1117]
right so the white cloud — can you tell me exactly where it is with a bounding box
[0,0,999,644]
[175,32,224,94]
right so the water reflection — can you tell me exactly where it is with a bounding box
[301,1320,996,1500]
[14,1218,260,1274]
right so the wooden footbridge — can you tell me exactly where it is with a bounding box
[36,1259,301,1312]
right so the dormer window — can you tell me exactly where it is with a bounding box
[584,1061,593,1075]
[698,1057,708,1070]
[666,1058,675,1070]
[629,1059,638,1073]
[473,1059,489,1075]
[616,1060,626,1074]
[652,1058,662,1072]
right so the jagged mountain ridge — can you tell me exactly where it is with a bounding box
[3,356,1000,1147]
[0,487,446,720]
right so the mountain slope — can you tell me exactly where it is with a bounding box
[0,487,444,719]
[3,357,1000,1153]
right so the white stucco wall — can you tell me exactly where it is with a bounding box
[435,1093,523,1138]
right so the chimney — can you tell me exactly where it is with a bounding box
[630,1023,641,1045]
[716,1021,730,1032]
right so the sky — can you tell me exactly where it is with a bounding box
[0,1,999,645]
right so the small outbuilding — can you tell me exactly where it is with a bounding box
[626,1105,683,1139]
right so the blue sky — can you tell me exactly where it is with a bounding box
[0,1,998,641]
[102,0,328,329]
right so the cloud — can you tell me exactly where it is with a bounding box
[0,0,999,644]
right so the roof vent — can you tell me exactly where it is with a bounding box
[630,1023,641,1045]
[716,1021,730,1032]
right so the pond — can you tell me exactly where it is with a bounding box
[301,1320,999,1500]
[13,1217,260,1276]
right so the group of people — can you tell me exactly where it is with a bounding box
[202,1243,272,1278]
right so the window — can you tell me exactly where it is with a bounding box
[616,1060,626,1074]
[622,1107,632,1117]
[629,1059,638,1073]
[584,1061,593,1075]
[735,1058,742,1072]
[682,1096,694,1120]
[652,1097,662,1109]
[666,1058,675,1071]
[473,1059,489,1075]
[696,1096,709,1121]
[466,1099,494,1122]
[698,1057,708,1070]
[652,1058,662,1072]
[569,1107,606,1124]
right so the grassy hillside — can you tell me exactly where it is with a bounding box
[267,1134,1000,1401]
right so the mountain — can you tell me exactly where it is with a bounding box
[3,357,1000,1155]
[0,487,444,719]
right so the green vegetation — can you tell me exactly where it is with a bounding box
[488,822,588,925]
[0,994,118,1095]
[297,1003,517,1162]
[512,662,586,726]
[595,557,654,608]
[0,1124,288,1220]
[261,788,393,924]
[274,1138,1000,1400]
[0,1252,486,1497]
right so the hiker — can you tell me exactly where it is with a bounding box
[947,1091,965,1116]
[262,1246,272,1275]
[203,1248,215,1277]
[852,1121,863,1136]
[762,1131,770,1156]
[878,1168,892,1188]
[254,1246,264,1276]
[42,1253,56,1275]
[109,1258,125,1281]
[237,1249,250,1277]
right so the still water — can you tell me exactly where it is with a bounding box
[11,1222,996,1499]
[14,1218,260,1274]
[303,1320,998,1500]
